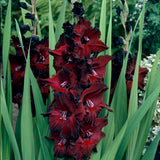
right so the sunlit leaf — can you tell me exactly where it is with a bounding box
[1,80,21,160]
[2,0,11,79]
[21,43,35,160]
[55,0,67,42]
[115,85,160,160]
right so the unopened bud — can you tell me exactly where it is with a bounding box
[121,0,125,5]
[18,2,32,11]
[116,6,121,16]
[67,0,71,3]
[125,22,131,33]
[25,13,35,20]
[20,25,30,35]
[72,2,85,18]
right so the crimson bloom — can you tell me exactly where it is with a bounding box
[45,67,77,93]
[9,35,50,113]
[68,117,108,159]
[73,18,108,59]
[44,2,112,159]
[110,51,148,102]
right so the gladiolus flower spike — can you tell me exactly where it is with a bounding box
[110,52,148,103]
[9,35,50,115]
[44,11,112,160]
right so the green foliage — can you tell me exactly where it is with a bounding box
[112,0,160,56]
[21,45,35,160]
[1,0,160,160]
[55,0,67,42]
[134,49,160,160]
[1,80,21,160]
[143,0,160,55]
[2,0,11,79]
[30,70,52,159]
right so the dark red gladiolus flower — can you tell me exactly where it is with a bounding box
[44,17,112,159]
[110,52,148,103]
[9,36,50,113]
[79,55,112,84]
[49,34,75,72]
[44,67,77,93]
[73,18,108,59]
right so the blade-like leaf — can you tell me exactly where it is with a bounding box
[101,2,144,157]
[35,119,52,160]
[101,122,127,160]
[49,0,56,101]
[15,106,22,156]
[13,20,25,149]
[98,0,106,57]
[100,110,114,156]
[19,0,31,27]
[104,0,112,106]
[99,0,106,43]
[115,85,160,160]
[49,0,56,75]
[126,1,146,159]
[101,48,128,156]
[1,80,21,160]
[21,43,35,160]
[30,70,52,159]
[91,16,95,27]
[15,19,26,58]
[134,49,160,160]
[33,118,40,159]
[6,62,12,122]
[141,132,160,160]
[55,0,67,42]
[2,0,12,158]
[109,0,144,139]
[2,61,12,160]
[101,0,114,157]
[2,0,11,79]
[112,63,127,136]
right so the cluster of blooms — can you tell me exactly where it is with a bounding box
[9,34,50,113]
[110,51,148,103]
[43,14,112,159]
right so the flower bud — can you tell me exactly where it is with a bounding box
[125,22,131,33]
[112,36,125,47]
[72,2,85,17]
[18,2,32,11]
[30,35,40,46]
[116,6,121,16]
[62,21,74,36]
[121,0,125,5]
[67,0,71,3]
[20,25,30,35]
[25,13,35,20]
